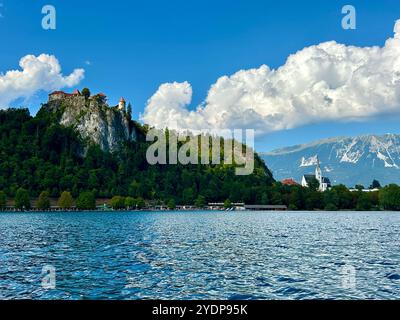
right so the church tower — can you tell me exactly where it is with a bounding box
[118,97,126,111]
[315,156,322,184]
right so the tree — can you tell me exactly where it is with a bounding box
[355,185,365,191]
[182,187,195,204]
[109,196,126,210]
[356,192,372,211]
[167,198,176,210]
[195,195,206,208]
[127,103,132,121]
[76,191,96,210]
[370,179,382,190]
[0,191,6,209]
[37,191,51,210]
[330,185,353,209]
[305,191,323,210]
[289,187,304,210]
[15,188,31,210]
[0,108,276,207]
[82,88,91,99]
[136,197,145,209]
[323,188,339,209]
[224,199,232,209]
[379,184,400,210]
[125,197,136,209]
[324,203,338,211]
[58,191,74,209]
[307,177,320,191]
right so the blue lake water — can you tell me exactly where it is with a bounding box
[0,211,399,300]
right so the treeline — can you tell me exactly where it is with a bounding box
[0,108,273,205]
[1,183,400,211]
[1,107,400,212]
[260,182,400,211]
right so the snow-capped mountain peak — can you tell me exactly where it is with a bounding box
[261,134,400,186]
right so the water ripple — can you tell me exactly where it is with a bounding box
[0,211,399,300]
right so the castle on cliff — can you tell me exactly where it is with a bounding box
[48,90,127,112]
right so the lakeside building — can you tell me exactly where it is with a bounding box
[208,202,245,210]
[282,178,300,186]
[349,188,380,193]
[301,157,331,192]
[245,205,288,211]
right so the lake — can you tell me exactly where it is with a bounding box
[0,211,399,300]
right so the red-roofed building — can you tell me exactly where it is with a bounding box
[282,178,300,186]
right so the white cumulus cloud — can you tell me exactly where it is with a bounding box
[0,54,85,108]
[142,19,400,135]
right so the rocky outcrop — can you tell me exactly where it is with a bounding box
[42,93,136,152]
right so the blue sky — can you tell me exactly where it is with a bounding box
[1,0,400,151]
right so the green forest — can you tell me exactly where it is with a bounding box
[0,107,400,211]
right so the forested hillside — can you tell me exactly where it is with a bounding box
[0,107,273,205]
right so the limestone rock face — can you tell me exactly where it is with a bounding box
[43,95,136,153]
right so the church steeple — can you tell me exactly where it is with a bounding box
[315,156,322,184]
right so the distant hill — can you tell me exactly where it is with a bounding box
[261,134,400,187]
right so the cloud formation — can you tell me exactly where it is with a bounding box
[0,54,84,108]
[142,20,400,135]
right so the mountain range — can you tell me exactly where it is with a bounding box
[261,134,400,187]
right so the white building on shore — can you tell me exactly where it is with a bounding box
[301,157,331,192]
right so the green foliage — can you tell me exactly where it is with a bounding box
[370,179,382,189]
[81,88,91,99]
[2,107,400,212]
[324,203,338,211]
[379,184,400,210]
[58,191,74,209]
[37,191,50,210]
[182,187,195,204]
[125,196,136,209]
[195,195,206,208]
[308,177,320,191]
[224,199,232,209]
[356,192,372,211]
[136,197,145,209]
[15,188,30,210]
[305,191,323,210]
[0,108,274,206]
[76,191,96,210]
[0,190,6,209]
[167,198,176,210]
[109,196,126,210]
[329,185,353,209]
[127,103,132,121]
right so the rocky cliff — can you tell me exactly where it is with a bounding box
[41,92,137,152]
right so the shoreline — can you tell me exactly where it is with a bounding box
[0,209,395,213]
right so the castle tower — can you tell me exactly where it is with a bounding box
[118,97,126,111]
[315,156,322,184]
